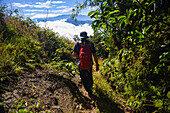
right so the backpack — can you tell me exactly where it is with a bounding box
[77,41,92,69]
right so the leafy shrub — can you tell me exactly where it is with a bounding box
[89,33,109,59]
[0,6,74,94]
[73,0,170,112]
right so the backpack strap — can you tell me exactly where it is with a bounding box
[89,41,92,51]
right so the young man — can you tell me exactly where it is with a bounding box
[72,31,99,98]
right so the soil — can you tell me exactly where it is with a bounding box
[0,67,124,113]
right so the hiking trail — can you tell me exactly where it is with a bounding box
[1,62,127,113]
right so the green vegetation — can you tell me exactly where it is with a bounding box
[0,0,170,112]
[0,6,73,72]
[73,0,170,112]
[0,4,73,95]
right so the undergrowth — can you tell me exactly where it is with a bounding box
[92,60,123,113]
[0,6,75,112]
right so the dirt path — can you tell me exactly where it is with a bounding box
[1,69,75,112]
[0,68,97,112]
[0,61,125,113]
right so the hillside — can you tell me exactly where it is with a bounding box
[0,7,124,113]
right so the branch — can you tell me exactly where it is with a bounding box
[136,0,169,26]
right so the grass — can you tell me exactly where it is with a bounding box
[92,59,123,113]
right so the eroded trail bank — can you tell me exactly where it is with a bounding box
[0,69,96,112]
[1,69,73,112]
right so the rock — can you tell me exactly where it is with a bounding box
[2,92,13,100]
[51,106,60,109]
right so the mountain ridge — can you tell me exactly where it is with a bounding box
[33,14,92,26]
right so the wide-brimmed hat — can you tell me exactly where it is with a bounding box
[80,31,89,39]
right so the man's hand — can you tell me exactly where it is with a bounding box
[96,65,99,71]
[93,53,99,71]
[72,52,77,58]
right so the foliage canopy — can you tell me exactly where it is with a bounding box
[72,0,170,112]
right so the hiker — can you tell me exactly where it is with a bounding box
[72,31,99,97]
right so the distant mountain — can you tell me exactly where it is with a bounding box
[33,14,92,26]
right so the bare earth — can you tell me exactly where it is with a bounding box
[0,67,124,113]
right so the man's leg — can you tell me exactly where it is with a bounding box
[87,67,93,96]
[79,69,88,92]
[79,68,93,95]
[88,67,93,89]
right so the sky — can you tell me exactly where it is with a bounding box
[0,0,94,41]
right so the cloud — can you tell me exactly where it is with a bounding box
[31,14,62,19]
[24,8,72,19]
[25,8,72,13]
[12,1,66,8]
[12,3,32,8]
[25,13,36,16]
[12,2,51,8]
[50,8,72,13]
[24,9,45,12]
[86,6,98,10]
[37,20,93,41]
[51,1,66,4]
[57,6,68,8]
[35,1,51,5]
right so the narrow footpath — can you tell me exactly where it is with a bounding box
[1,60,127,113]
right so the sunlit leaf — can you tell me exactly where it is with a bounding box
[14,66,24,73]
[102,1,107,8]
[118,15,126,21]
[167,91,170,98]
[120,17,126,25]
[88,11,99,18]
[109,10,120,15]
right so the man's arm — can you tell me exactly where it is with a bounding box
[72,42,78,58]
[93,53,98,65]
[93,53,99,71]
[90,42,99,71]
